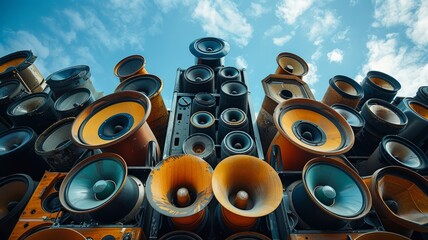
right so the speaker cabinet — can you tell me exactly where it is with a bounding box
[0,79,28,126]
[71,91,160,166]
[257,74,315,155]
[397,98,428,150]
[322,75,364,108]
[0,50,46,93]
[267,98,354,171]
[7,92,59,134]
[358,71,401,109]
[115,74,169,151]
[275,52,309,78]
[54,88,94,118]
[45,65,98,100]
[370,166,428,237]
[0,174,35,240]
[189,37,230,70]
[331,104,365,135]
[114,55,148,81]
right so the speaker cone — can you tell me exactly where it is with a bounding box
[275,52,309,77]
[358,71,401,109]
[397,98,428,149]
[217,66,242,90]
[189,37,230,69]
[59,153,144,223]
[221,131,256,159]
[7,92,59,134]
[0,50,46,93]
[54,88,94,118]
[219,81,248,114]
[354,231,411,240]
[183,65,215,94]
[183,133,216,167]
[0,127,48,180]
[45,65,98,100]
[23,228,86,240]
[322,75,364,108]
[190,111,216,140]
[115,74,168,150]
[71,91,159,166]
[114,55,148,81]
[0,79,27,126]
[218,108,249,141]
[370,166,428,237]
[0,174,35,240]
[331,104,365,135]
[267,98,354,171]
[191,92,216,116]
[212,155,282,232]
[288,157,372,230]
[146,155,213,231]
[159,231,203,240]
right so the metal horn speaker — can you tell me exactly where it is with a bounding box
[212,155,282,232]
[59,153,145,223]
[358,71,401,109]
[71,91,160,166]
[189,37,230,70]
[54,88,94,118]
[145,155,213,231]
[321,75,364,108]
[267,98,354,171]
[114,55,148,81]
[275,52,309,78]
[183,65,215,94]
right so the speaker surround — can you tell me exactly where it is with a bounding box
[71,91,159,166]
[183,65,215,93]
[189,37,230,69]
[275,52,309,77]
[114,55,148,81]
[221,131,256,159]
[218,108,249,141]
[322,75,364,108]
[59,153,145,223]
[358,71,401,109]
[267,98,354,170]
[54,88,94,118]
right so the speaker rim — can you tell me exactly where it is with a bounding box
[0,126,36,156]
[6,92,51,117]
[331,103,365,128]
[329,75,364,99]
[182,133,215,160]
[45,65,90,88]
[222,130,255,155]
[366,71,401,93]
[184,64,215,85]
[53,87,93,113]
[71,91,151,149]
[190,111,215,129]
[189,37,230,59]
[399,97,428,122]
[113,55,146,79]
[220,108,247,126]
[273,98,354,155]
[115,73,163,99]
[0,79,26,104]
[362,98,408,131]
[370,165,428,232]
[34,117,75,156]
[221,81,248,97]
[276,52,309,77]
[0,50,35,75]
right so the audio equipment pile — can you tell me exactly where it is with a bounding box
[1,37,428,239]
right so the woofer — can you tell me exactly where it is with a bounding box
[191,92,216,116]
[183,65,215,94]
[275,52,309,78]
[331,104,365,135]
[221,131,256,159]
[397,98,428,149]
[189,37,230,70]
[322,75,364,108]
[183,133,216,168]
[218,108,249,141]
[54,88,94,118]
[358,71,401,109]
[114,55,148,81]
[219,81,248,114]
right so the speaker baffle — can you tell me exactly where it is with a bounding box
[414,86,428,106]
[114,55,148,81]
[34,117,86,172]
[217,66,242,90]
[354,98,408,156]
[221,131,256,160]
[159,231,203,240]
[59,152,145,223]
[322,75,364,108]
[0,174,35,240]
[54,88,94,118]
[288,157,372,230]
[354,231,411,240]
[0,127,48,180]
[189,37,230,70]
[145,155,213,232]
[370,166,428,237]
[191,92,216,116]
[71,91,160,166]
[190,111,216,141]
[225,232,271,240]
[397,98,428,149]
[331,104,365,135]
[218,108,249,141]
[183,133,216,168]
[0,50,46,93]
[358,71,401,109]
[0,79,28,125]
[275,52,309,78]
[23,227,87,240]
[183,65,215,94]
[115,74,168,151]
[267,98,354,171]
[219,81,248,114]
[213,155,282,232]
[45,65,98,100]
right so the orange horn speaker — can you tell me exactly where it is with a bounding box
[212,155,282,232]
[321,75,364,108]
[115,74,169,151]
[267,98,354,171]
[257,74,314,155]
[370,166,428,237]
[0,50,46,93]
[354,231,411,240]
[23,228,86,240]
[71,91,160,166]
[146,155,213,232]
[275,52,309,78]
[114,55,148,81]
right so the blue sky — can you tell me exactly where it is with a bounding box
[1,0,427,113]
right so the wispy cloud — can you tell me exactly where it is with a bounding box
[305,63,319,85]
[276,0,314,25]
[308,10,339,43]
[350,0,359,6]
[154,0,191,13]
[236,56,248,69]
[273,35,292,46]
[247,2,269,18]
[406,0,428,46]
[372,0,417,28]
[264,25,282,38]
[333,26,350,42]
[327,48,344,63]
[311,47,322,61]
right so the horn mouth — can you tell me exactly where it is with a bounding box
[408,100,428,120]
[189,37,230,59]
[221,81,248,96]
[331,104,365,128]
[276,52,309,76]
[0,50,35,74]
[380,135,428,170]
[115,74,163,99]
[330,75,364,98]
[367,71,401,92]
[114,55,147,79]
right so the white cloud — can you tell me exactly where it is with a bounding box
[192,0,253,47]
[154,0,191,13]
[273,35,292,46]
[327,48,344,63]
[406,0,428,46]
[311,47,322,61]
[42,17,76,44]
[308,10,339,42]
[276,0,314,25]
[305,63,319,85]
[236,56,248,69]
[63,9,86,30]
[333,26,350,42]
[350,0,358,6]
[356,34,428,97]
[247,2,269,18]
[310,88,316,94]
[264,25,282,38]
[372,0,417,28]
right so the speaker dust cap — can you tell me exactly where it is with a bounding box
[146,155,213,217]
[276,52,309,77]
[212,155,283,218]
[24,228,86,240]
[189,37,230,60]
[274,98,354,155]
[115,74,163,99]
[71,91,151,148]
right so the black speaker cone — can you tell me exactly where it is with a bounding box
[98,113,134,140]
[54,88,94,118]
[117,57,145,77]
[221,131,256,159]
[183,133,216,167]
[191,92,216,115]
[220,81,248,113]
[183,65,215,93]
[189,37,230,69]
[115,74,161,98]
